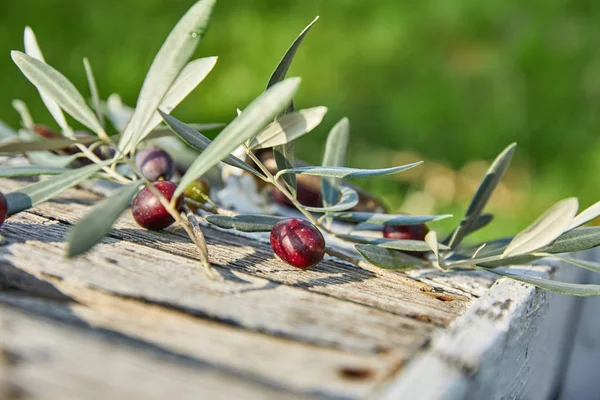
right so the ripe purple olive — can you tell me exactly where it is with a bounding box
[132,181,183,231]
[184,178,211,204]
[0,192,7,228]
[135,147,175,181]
[270,218,325,269]
[383,224,429,241]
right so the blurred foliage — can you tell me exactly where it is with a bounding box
[1,0,600,240]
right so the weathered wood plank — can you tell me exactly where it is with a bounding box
[0,305,313,400]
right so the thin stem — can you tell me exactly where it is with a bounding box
[184,205,214,279]
[245,149,331,233]
[325,246,373,270]
[446,253,504,268]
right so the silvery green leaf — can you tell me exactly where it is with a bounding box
[544,227,600,254]
[0,120,17,139]
[12,99,34,129]
[534,253,600,274]
[568,200,600,231]
[443,213,494,245]
[336,234,445,251]
[302,186,358,213]
[247,106,327,149]
[11,51,104,135]
[83,57,104,127]
[204,214,284,232]
[6,160,110,216]
[106,93,132,131]
[0,165,69,178]
[159,111,262,177]
[355,244,423,270]
[322,117,350,209]
[67,181,142,257]
[267,16,318,195]
[118,0,215,153]
[278,162,422,179]
[26,152,80,168]
[448,143,516,249]
[24,27,69,131]
[176,77,301,198]
[477,266,600,296]
[503,198,578,258]
[330,211,452,225]
[425,230,446,270]
[140,57,217,139]
[0,136,98,154]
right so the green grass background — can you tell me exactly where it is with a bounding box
[1,0,599,241]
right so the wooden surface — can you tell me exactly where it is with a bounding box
[0,176,590,399]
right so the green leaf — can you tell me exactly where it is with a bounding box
[545,227,600,254]
[11,51,104,135]
[477,266,600,296]
[0,165,69,178]
[278,162,422,179]
[176,77,301,198]
[443,213,493,245]
[0,136,98,154]
[24,27,69,131]
[247,107,327,149]
[568,200,600,231]
[204,214,284,232]
[425,231,446,270]
[503,198,578,258]
[26,152,80,168]
[335,234,447,251]
[67,181,142,257]
[159,111,262,177]
[12,100,34,129]
[118,0,215,153]
[83,57,104,128]
[355,244,424,270]
[302,186,358,213]
[330,212,452,225]
[267,16,319,195]
[534,253,600,274]
[6,161,110,216]
[321,117,350,209]
[447,143,516,249]
[140,57,217,140]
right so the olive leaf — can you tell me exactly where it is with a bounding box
[355,244,424,270]
[0,137,98,154]
[175,77,302,198]
[204,214,284,232]
[329,211,452,225]
[6,160,110,216]
[140,57,218,140]
[502,198,578,258]
[334,234,447,252]
[477,265,600,296]
[442,213,494,245]
[26,152,81,168]
[533,253,600,274]
[544,226,600,254]
[0,120,17,139]
[247,107,328,149]
[568,200,600,231]
[83,57,104,127]
[12,100,34,129]
[277,162,422,180]
[24,26,69,131]
[302,186,358,213]
[322,117,350,210]
[11,52,104,135]
[266,16,319,195]
[0,165,69,178]
[67,181,143,257]
[118,0,215,153]
[447,143,516,249]
[159,111,262,177]
[425,230,446,271]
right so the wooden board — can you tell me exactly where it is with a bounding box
[0,176,590,399]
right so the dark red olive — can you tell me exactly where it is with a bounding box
[271,185,322,208]
[132,181,183,230]
[0,192,7,228]
[135,147,175,181]
[383,224,429,241]
[270,218,325,269]
[32,124,61,139]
